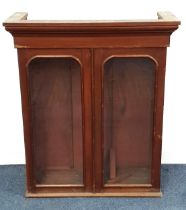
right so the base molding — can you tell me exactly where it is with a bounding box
[26,191,162,198]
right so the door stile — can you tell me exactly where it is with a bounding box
[93,49,104,192]
[81,49,94,192]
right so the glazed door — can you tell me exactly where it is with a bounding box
[93,48,164,193]
[18,49,93,193]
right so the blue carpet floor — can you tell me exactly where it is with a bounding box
[0,164,185,210]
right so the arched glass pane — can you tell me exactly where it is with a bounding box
[103,57,155,185]
[28,57,83,185]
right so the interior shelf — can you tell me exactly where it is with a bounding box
[105,167,151,185]
[37,168,83,185]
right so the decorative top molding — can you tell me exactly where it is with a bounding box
[3,12,180,35]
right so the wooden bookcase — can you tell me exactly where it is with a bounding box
[3,12,180,197]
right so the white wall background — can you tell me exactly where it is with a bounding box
[0,0,185,164]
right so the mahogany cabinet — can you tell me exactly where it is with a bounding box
[3,12,180,197]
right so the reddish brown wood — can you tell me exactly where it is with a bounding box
[3,12,180,197]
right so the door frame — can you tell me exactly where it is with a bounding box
[93,48,167,194]
[17,48,93,195]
